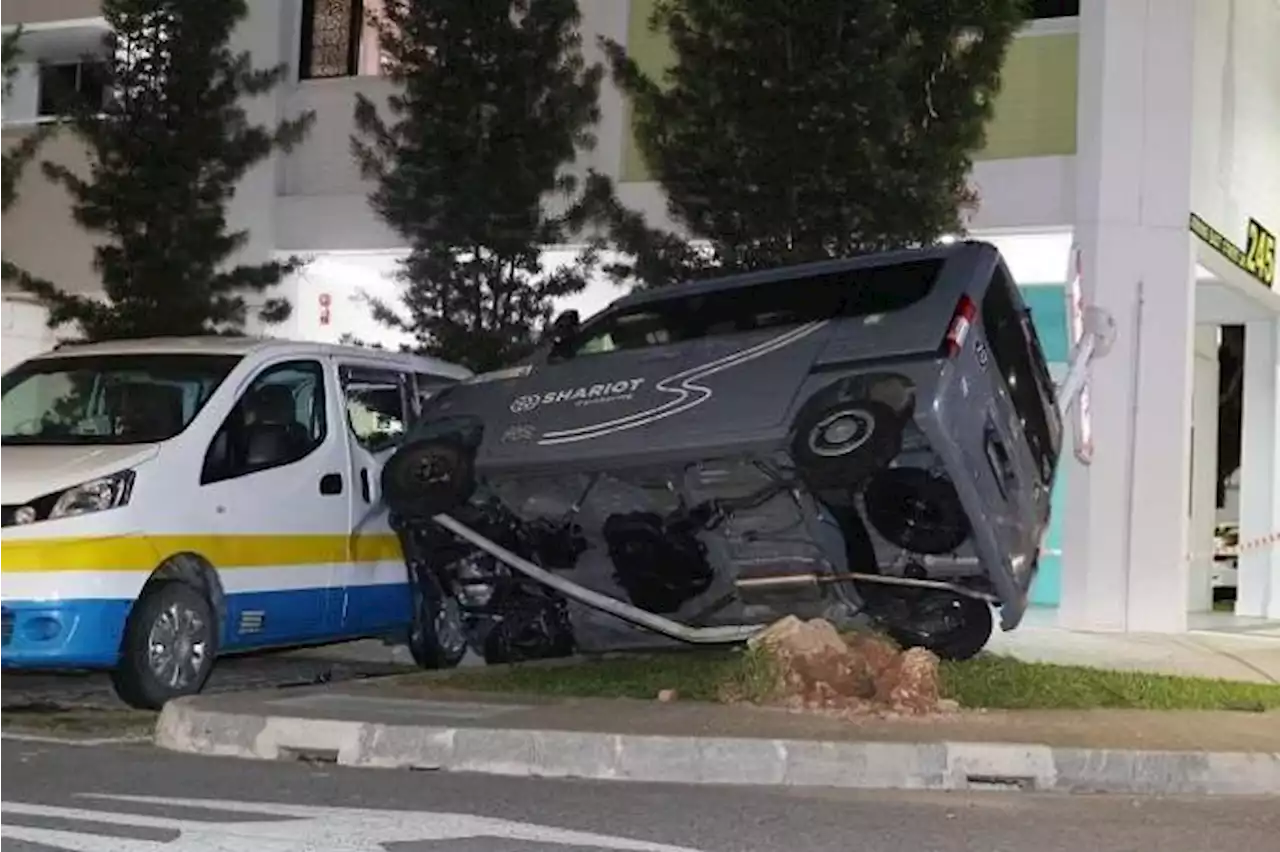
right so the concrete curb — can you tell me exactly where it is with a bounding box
[155,700,1280,795]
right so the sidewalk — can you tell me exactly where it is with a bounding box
[156,677,1280,796]
[985,618,1280,684]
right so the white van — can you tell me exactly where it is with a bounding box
[0,336,471,709]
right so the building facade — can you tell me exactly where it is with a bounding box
[3,0,1279,630]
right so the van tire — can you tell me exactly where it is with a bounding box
[382,439,476,519]
[863,467,970,554]
[885,592,993,662]
[110,581,218,711]
[407,569,468,670]
[791,399,904,490]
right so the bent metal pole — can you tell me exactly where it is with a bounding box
[1055,304,1117,421]
[430,512,766,644]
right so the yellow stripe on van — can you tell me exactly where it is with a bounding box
[0,534,404,574]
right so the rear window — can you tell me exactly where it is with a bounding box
[981,268,1061,482]
[565,259,944,358]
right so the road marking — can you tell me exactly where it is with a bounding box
[1,794,709,851]
[0,732,151,747]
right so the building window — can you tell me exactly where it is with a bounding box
[300,0,365,79]
[37,61,109,117]
[1029,1,1079,18]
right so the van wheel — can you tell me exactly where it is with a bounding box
[883,591,993,662]
[863,467,970,554]
[110,581,218,711]
[382,439,476,518]
[407,568,468,670]
[791,399,904,490]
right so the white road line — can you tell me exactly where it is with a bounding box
[0,794,710,852]
[0,732,151,747]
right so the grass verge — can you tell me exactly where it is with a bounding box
[1,702,158,738]
[431,649,1280,712]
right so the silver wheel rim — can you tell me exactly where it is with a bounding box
[808,409,875,457]
[435,595,467,658]
[146,600,209,691]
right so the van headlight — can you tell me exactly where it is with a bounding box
[50,470,136,518]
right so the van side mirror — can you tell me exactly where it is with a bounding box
[547,310,580,355]
[550,310,580,341]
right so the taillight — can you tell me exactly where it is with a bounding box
[944,295,977,358]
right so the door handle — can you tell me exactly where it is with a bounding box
[983,427,1015,500]
[319,473,343,495]
[359,468,370,503]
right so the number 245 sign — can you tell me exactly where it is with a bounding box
[1244,218,1277,289]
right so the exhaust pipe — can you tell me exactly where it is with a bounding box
[735,571,999,603]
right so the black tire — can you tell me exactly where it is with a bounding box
[863,467,970,554]
[110,581,218,711]
[884,592,993,662]
[407,569,468,670]
[382,439,476,519]
[482,598,576,665]
[791,399,905,490]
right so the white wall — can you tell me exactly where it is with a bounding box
[1191,0,1280,246]
[1,298,56,371]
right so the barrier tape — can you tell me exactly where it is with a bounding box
[1187,530,1280,563]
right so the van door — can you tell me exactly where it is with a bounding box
[333,361,416,636]
[198,358,348,648]
[975,267,1063,590]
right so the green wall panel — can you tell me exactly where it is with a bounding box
[974,33,1079,161]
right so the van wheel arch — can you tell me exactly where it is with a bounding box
[110,554,224,710]
[143,552,227,639]
[790,373,915,491]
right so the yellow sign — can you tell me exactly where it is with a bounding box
[1189,213,1276,289]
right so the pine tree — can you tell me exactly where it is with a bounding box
[584,0,1028,288]
[3,0,315,340]
[352,0,603,373]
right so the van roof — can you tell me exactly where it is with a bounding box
[35,336,473,380]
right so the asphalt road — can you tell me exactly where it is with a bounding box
[1,639,427,712]
[2,737,1279,852]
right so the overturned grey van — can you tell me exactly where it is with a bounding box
[380,241,1110,668]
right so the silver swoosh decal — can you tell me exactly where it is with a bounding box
[536,320,828,446]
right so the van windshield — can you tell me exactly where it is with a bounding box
[1,353,242,446]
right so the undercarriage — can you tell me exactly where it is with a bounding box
[391,450,998,666]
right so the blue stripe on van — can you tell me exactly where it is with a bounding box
[2,583,417,670]
[1,598,132,668]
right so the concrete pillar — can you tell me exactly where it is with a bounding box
[1059,0,1198,633]
[1236,318,1280,619]
[1188,325,1221,612]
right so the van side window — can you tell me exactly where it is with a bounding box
[341,366,407,453]
[562,259,945,359]
[200,360,327,484]
[980,270,1059,482]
